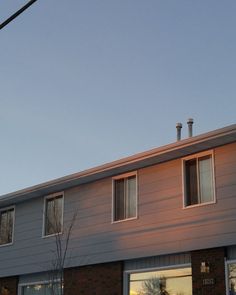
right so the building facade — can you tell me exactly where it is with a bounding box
[1,124,236,295]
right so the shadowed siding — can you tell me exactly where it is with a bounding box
[124,252,191,271]
[0,143,236,277]
[227,245,236,259]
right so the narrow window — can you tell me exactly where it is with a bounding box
[0,207,14,246]
[185,158,198,205]
[44,194,63,236]
[228,262,236,295]
[113,173,137,222]
[184,152,214,207]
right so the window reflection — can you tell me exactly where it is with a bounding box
[113,174,137,221]
[45,195,63,236]
[129,267,192,295]
[22,283,62,295]
[229,263,236,295]
[0,208,14,245]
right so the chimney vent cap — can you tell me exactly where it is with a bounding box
[176,122,182,128]
[187,118,194,124]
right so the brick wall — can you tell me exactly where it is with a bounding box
[64,261,123,295]
[191,247,226,295]
[0,276,18,295]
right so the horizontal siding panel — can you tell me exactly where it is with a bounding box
[139,186,182,205]
[15,218,43,231]
[216,184,236,200]
[215,161,236,178]
[68,222,236,259]
[67,195,110,211]
[0,244,55,264]
[0,237,53,255]
[140,194,182,215]
[139,176,182,195]
[139,160,181,182]
[124,253,191,271]
[66,202,110,220]
[214,143,236,164]
[3,200,235,257]
[66,221,236,256]
[216,173,236,188]
[66,179,111,200]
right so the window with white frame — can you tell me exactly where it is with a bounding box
[113,172,137,222]
[0,207,14,246]
[20,282,62,295]
[44,193,63,237]
[183,151,215,207]
[127,266,192,295]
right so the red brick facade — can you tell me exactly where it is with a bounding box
[64,261,123,295]
[191,247,226,295]
[0,276,18,295]
[0,249,229,295]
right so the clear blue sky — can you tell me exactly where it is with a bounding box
[0,0,235,195]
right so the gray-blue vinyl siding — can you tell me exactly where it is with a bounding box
[124,252,191,271]
[0,143,236,277]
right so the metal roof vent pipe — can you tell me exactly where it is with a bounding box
[187,118,194,137]
[176,122,182,141]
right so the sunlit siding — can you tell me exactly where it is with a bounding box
[0,142,236,277]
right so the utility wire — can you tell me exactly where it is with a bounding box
[0,0,38,31]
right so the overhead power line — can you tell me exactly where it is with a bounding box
[0,0,38,31]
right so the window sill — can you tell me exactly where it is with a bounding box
[42,232,63,239]
[183,200,216,209]
[0,241,13,248]
[112,216,138,224]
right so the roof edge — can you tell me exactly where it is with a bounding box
[1,123,236,203]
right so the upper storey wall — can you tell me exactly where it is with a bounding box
[0,142,236,277]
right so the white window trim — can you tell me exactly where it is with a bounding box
[225,258,236,295]
[42,192,64,238]
[112,171,138,223]
[123,263,192,295]
[18,279,61,295]
[0,205,15,247]
[182,150,216,209]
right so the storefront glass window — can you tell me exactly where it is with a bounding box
[22,283,62,295]
[129,267,192,295]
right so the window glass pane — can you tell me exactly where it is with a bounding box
[185,154,214,207]
[126,176,136,218]
[114,179,125,221]
[23,284,47,295]
[8,209,14,241]
[0,209,14,245]
[0,211,8,244]
[129,267,192,295]
[22,283,61,295]
[199,155,214,203]
[114,175,137,221]
[228,263,236,295]
[45,196,63,236]
[185,159,198,206]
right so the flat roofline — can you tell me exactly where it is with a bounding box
[1,123,236,206]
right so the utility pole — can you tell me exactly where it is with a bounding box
[0,0,38,31]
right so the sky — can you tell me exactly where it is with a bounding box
[0,0,235,195]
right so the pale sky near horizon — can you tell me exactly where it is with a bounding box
[0,0,235,195]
